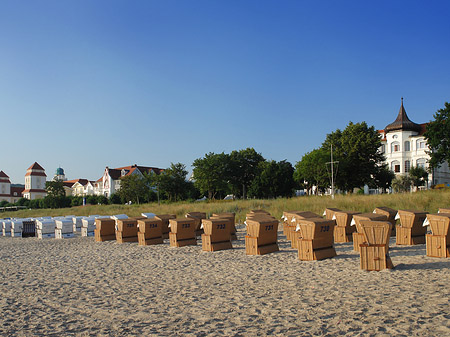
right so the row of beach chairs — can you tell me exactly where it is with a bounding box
[94,211,238,252]
[282,207,450,270]
[3,207,450,271]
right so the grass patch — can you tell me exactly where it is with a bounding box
[2,189,449,223]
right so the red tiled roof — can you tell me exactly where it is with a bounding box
[27,162,45,171]
[25,171,47,177]
[0,171,9,178]
[10,186,24,195]
[23,188,46,193]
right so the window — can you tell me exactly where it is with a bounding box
[416,139,427,149]
[405,161,411,173]
[391,142,400,152]
[391,161,400,173]
[417,159,427,169]
[404,141,410,151]
[379,144,385,153]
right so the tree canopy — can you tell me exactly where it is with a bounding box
[249,160,295,198]
[153,162,196,202]
[322,121,384,192]
[118,173,150,204]
[294,148,330,194]
[409,166,428,187]
[424,102,450,169]
[228,148,265,199]
[192,152,230,199]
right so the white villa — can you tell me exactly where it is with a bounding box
[93,165,163,197]
[380,99,450,187]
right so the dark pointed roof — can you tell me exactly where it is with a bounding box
[385,98,422,133]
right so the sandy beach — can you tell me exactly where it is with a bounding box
[1,225,450,336]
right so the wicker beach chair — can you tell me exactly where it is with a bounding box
[359,220,394,271]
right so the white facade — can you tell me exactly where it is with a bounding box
[23,162,47,200]
[71,180,95,197]
[0,171,12,202]
[381,100,450,187]
[93,165,163,197]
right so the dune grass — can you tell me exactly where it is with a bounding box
[2,189,449,223]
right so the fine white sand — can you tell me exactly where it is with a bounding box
[1,225,450,336]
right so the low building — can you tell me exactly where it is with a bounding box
[70,179,96,197]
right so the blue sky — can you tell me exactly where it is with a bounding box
[1,1,449,184]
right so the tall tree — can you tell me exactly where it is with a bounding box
[371,164,395,193]
[322,121,385,192]
[228,148,265,199]
[45,180,66,198]
[156,162,191,201]
[192,152,230,199]
[248,160,295,198]
[118,174,149,204]
[392,175,412,193]
[409,166,429,188]
[424,102,450,169]
[294,148,330,195]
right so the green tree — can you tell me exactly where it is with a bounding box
[70,196,83,207]
[155,163,191,202]
[118,174,149,204]
[392,175,412,193]
[322,121,385,192]
[192,152,230,199]
[228,148,265,199]
[45,180,66,198]
[424,102,450,169]
[109,193,122,204]
[86,195,99,205]
[372,164,396,192]
[294,148,330,195]
[15,197,30,207]
[248,160,295,198]
[409,166,429,188]
[44,180,70,208]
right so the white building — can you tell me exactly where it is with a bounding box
[70,179,95,197]
[380,99,450,187]
[94,165,163,197]
[0,171,24,203]
[23,162,47,200]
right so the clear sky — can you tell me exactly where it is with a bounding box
[1,1,449,184]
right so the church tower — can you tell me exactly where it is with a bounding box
[53,167,66,181]
[23,162,47,200]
